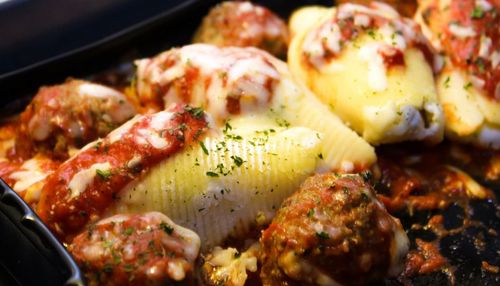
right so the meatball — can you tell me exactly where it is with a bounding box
[259,173,409,285]
[68,212,200,286]
[14,79,137,159]
[193,1,289,58]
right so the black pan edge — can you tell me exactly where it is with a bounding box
[0,180,85,286]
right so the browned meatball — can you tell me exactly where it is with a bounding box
[68,212,200,286]
[259,173,409,286]
[193,1,289,58]
[13,79,136,159]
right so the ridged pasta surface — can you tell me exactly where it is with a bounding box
[107,127,321,249]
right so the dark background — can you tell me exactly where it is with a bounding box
[0,0,331,112]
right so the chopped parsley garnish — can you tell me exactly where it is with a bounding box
[199,141,209,155]
[96,169,112,180]
[231,155,244,167]
[316,231,330,240]
[476,58,485,73]
[206,171,219,177]
[123,227,134,236]
[471,7,484,19]
[361,192,370,201]
[93,141,102,151]
[275,118,291,128]
[123,264,135,273]
[361,170,373,182]
[184,106,204,119]
[443,76,451,88]
[367,29,377,39]
[234,251,241,258]
[307,209,315,218]
[463,82,473,90]
[159,222,174,235]
[223,121,233,133]
[103,263,114,273]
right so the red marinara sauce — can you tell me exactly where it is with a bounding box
[193,1,289,58]
[68,212,200,286]
[302,2,435,70]
[37,105,208,241]
[421,0,500,99]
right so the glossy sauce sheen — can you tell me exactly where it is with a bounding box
[37,105,208,241]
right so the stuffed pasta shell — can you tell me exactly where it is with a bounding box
[134,44,376,172]
[288,2,445,145]
[37,104,209,241]
[415,0,500,149]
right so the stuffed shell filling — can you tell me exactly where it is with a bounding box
[288,2,445,144]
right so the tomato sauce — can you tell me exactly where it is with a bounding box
[423,0,500,99]
[37,105,208,241]
[303,2,435,70]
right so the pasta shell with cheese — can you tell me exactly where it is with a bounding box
[134,44,376,171]
[106,127,321,249]
[288,3,444,145]
[415,0,500,149]
[267,67,376,171]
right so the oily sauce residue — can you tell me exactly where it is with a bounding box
[376,142,500,285]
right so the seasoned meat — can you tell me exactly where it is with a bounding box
[193,1,289,58]
[259,173,409,285]
[13,79,137,159]
[68,212,200,286]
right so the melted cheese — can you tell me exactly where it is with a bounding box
[479,36,492,58]
[206,245,258,286]
[358,43,388,92]
[78,83,122,99]
[108,115,141,143]
[137,44,280,122]
[476,0,493,11]
[448,23,476,38]
[10,158,48,192]
[68,162,111,199]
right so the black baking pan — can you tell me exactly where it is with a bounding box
[0,0,498,285]
[0,179,85,286]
